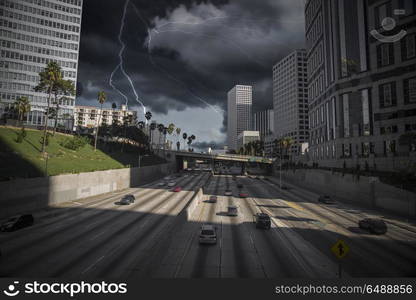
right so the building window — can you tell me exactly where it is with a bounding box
[361,89,371,136]
[379,82,396,107]
[404,77,416,104]
[377,44,394,67]
[342,94,350,137]
[384,140,396,155]
[401,34,416,60]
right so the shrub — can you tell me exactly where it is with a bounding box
[60,135,90,150]
[15,128,27,143]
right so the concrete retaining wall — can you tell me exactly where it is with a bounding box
[186,188,204,220]
[0,162,175,218]
[275,168,416,217]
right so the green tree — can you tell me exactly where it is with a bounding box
[14,96,31,129]
[94,91,107,151]
[52,79,75,135]
[34,61,62,153]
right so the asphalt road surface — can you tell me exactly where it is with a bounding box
[0,173,415,278]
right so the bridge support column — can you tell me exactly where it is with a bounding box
[241,162,246,176]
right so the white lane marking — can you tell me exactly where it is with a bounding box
[89,231,106,241]
[82,255,105,274]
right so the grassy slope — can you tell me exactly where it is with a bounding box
[0,126,125,178]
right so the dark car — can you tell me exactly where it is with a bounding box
[318,195,335,204]
[254,213,271,229]
[208,195,217,203]
[121,194,135,203]
[237,184,243,189]
[0,214,34,232]
[358,218,387,234]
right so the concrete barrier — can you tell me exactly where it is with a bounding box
[0,162,175,219]
[274,168,416,218]
[186,188,204,220]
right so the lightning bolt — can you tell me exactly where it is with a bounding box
[131,3,224,115]
[109,0,146,115]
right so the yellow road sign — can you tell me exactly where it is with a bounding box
[331,239,349,259]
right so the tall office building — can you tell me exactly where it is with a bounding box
[273,49,309,155]
[227,85,252,151]
[305,0,416,170]
[0,0,83,129]
[254,109,274,139]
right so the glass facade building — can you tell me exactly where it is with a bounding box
[0,0,83,129]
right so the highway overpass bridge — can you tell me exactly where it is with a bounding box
[161,150,275,174]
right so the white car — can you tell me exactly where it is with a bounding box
[157,182,166,187]
[167,182,176,187]
[224,190,233,196]
[199,224,217,244]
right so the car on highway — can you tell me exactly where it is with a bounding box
[157,181,166,187]
[199,224,217,244]
[121,194,135,203]
[237,183,243,189]
[224,190,233,196]
[227,205,238,216]
[0,214,34,232]
[208,195,217,203]
[358,218,387,234]
[167,182,176,187]
[118,198,132,205]
[253,213,271,229]
[318,195,336,204]
[280,185,289,190]
[239,192,248,198]
[172,186,182,192]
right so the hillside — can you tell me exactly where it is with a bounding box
[0,126,164,179]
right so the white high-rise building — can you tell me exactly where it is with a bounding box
[0,0,83,129]
[227,85,252,151]
[273,49,308,155]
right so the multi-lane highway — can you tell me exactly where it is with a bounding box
[0,172,415,278]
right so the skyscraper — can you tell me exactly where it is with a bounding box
[273,49,308,155]
[254,109,274,139]
[305,0,416,170]
[227,85,252,151]
[0,0,83,129]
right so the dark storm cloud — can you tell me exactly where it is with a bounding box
[78,0,305,138]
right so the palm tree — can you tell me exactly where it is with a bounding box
[182,132,187,150]
[14,96,31,128]
[94,91,107,151]
[149,122,156,148]
[138,121,145,131]
[281,137,294,159]
[175,127,181,149]
[145,111,152,137]
[34,61,62,153]
[52,79,75,135]
[157,123,164,150]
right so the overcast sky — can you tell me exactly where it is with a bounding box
[77,0,305,149]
